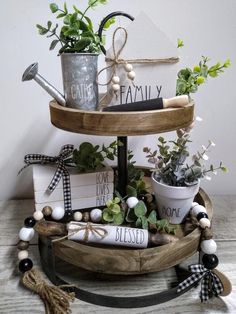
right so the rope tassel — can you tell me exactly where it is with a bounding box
[22,268,75,314]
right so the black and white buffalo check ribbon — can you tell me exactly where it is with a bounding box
[177,264,223,302]
[20,144,74,212]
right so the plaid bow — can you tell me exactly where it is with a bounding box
[177,264,224,302]
[21,144,74,212]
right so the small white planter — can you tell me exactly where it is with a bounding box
[151,174,200,224]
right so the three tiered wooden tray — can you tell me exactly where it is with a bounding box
[38,100,213,307]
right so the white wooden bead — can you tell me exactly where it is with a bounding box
[18,250,29,261]
[191,204,207,217]
[201,239,217,254]
[199,218,211,229]
[19,227,35,242]
[126,197,139,208]
[33,210,44,221]
[124,63,133,72]
[73,211,83,222]
[90,208,102,223]
[51,206,65,220]
[112,83,120,91]
[127,71,136,80]
[112,75,120,84]
[191,202,199,208]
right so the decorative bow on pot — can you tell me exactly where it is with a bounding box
[177,263,224,302]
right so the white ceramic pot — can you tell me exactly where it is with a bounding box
[151,174,200,224]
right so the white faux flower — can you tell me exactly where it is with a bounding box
[205,175,212,181]
[202,153,209,161]
[209,140,216,147]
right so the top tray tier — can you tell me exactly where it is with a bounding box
[49,100,194,136]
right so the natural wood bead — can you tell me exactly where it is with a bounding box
[18,250,29,261]
[73,211,83,221]
[33,210,44,221]
[17,240,29,250]
[82,212,90,222]
[42,206,53,216]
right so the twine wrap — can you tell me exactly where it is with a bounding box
[52,222,108,243]
[177,264,223,302]
[22,268,75,314]
[19,144,74,212]
[97,26,179,87]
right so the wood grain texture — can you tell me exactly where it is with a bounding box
[0,196,236,313]
[49,189,212,275]
[49,101,194,136]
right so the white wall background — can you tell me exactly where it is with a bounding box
[0,0,235,200]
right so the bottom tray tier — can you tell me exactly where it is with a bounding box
[39,188,212,275]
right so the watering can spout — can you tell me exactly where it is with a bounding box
[22,62,66,106]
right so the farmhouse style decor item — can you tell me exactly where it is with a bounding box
[17,5,233,313]
[144,133,227,224]
[35,1,117,110]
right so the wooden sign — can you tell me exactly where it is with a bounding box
[68,222,149,248]
[105,12,179,107]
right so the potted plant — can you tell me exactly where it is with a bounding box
[143,132,227,224]
[36,1,114,110]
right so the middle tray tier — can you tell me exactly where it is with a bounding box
[50,101,194,136]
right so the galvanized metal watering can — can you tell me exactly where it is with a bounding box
[22,12,134,111]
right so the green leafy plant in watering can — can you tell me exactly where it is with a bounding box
[36,1,115,54]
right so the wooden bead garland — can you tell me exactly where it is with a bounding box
[190,201,218,264]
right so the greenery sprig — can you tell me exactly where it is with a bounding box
[70,141,122,173]
[102,197,125,225]
[144,132,227,187]
[126,200,176,233]
[176,55,231,96]
[36,1,114,54]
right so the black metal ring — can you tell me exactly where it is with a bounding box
[98,11,134,55]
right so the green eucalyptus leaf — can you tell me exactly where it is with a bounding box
[147,210,157,224]
[47,21,52,29]
[50,3,59,13]
[126,185,137,197]
[125,207,136,223]
[134,201,147,217]
[141,216,148,229]
[74,37,92,51]
[135,217,142,228]
[36,24,49,35]
[57,12,67,18]
[103,16,116,29]
[49,39,59,50]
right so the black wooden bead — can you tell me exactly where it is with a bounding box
[24,216,36,228]
[19,258,33,273]
[197,212,209,221]
[138,194,148,204]
[202,254,219,269]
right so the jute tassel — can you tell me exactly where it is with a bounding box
[22,268,75,314]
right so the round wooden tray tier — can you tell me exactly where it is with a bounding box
[42,188,212,276]
[49,101,194,136]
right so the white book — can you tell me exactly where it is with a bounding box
[33,164,114,191]
[35,194,114,211]
[34,182,114,203]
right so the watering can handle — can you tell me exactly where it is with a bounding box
[98,11,134,55]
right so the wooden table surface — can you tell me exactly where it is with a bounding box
[1,196,236,314]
